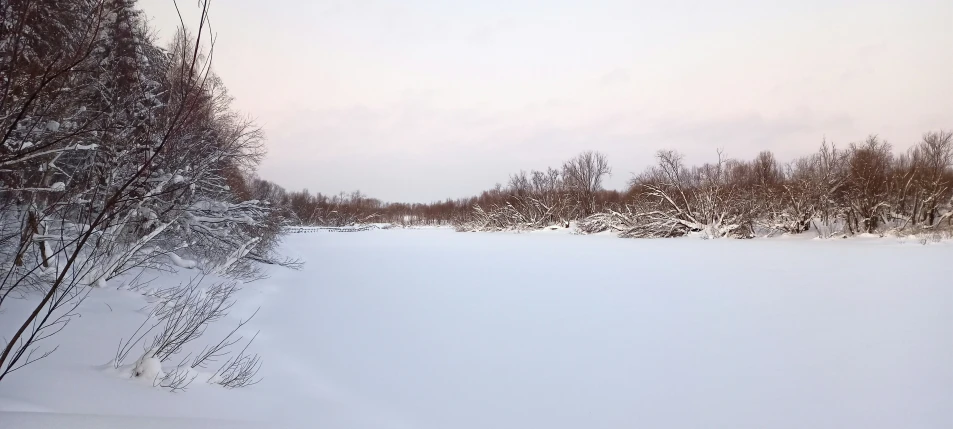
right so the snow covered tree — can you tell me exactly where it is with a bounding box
[0,0,289,383]
[624,150,755,238]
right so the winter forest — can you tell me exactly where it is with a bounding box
[0,1,950,428]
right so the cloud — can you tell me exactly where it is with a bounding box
[257,100,863,202]
[465,17,514,45]
[599,68,631,87]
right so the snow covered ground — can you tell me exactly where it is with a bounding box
[1,229,951,428]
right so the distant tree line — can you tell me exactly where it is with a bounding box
[243,183,470,227]
[249,150,623,229]
[264,133,953,240]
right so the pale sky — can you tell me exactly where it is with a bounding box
[140,0,952,202]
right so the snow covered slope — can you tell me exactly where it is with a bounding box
[1,230,951,428]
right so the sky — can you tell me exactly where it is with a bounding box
[139,0,952,203]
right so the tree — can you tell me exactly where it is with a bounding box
[562,151,611,217]
[911,131,953,226]
[839,136,892,233]
[0,0,289,383]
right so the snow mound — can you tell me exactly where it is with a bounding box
[131,351,164,381]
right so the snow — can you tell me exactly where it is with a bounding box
[1,230,951,428]
[131,351,163,380]
[167,252,197,269]
[0,412,266,429]
[190,201,227,212]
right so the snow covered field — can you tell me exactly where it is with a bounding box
[1,229,951,428]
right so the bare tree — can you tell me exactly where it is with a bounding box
[911,131,953,226]
[562,151,612,217]
[839,136,893,234]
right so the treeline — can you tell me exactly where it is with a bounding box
[253,151,623,228]
[245,182,471,227]
[466,133,953,238]
[0,0,288,384]
[264,132,953,240]
[459,151,624,231]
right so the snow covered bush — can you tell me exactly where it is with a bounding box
[576,210,637,234]
[623,150,755,239]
